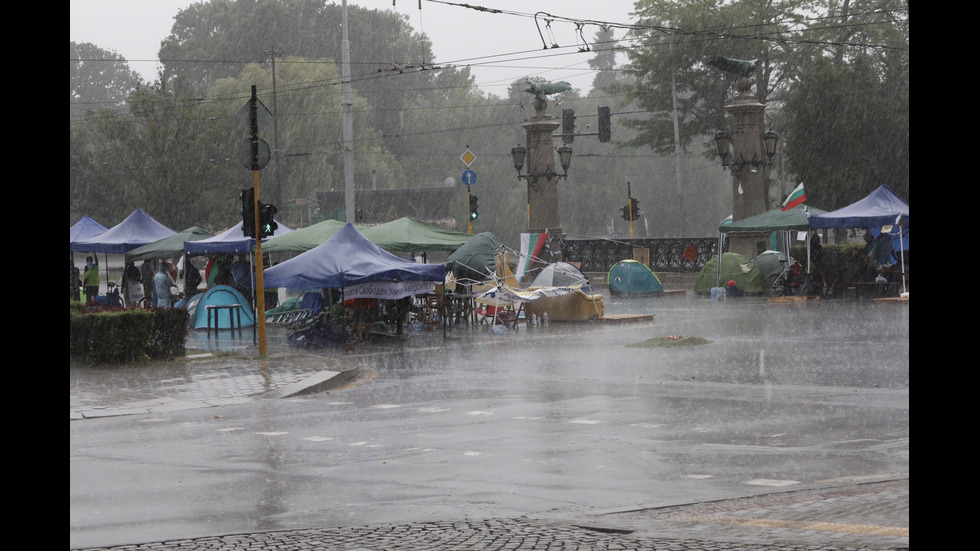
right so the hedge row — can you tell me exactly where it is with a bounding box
[70,304,189,364]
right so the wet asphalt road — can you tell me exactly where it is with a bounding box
[70,293,909,550]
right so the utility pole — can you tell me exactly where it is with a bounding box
[266,46,283,207]
[341,0,355,224]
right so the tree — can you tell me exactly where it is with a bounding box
[70,41,142,118]
[207,57,407,224]
[778,0,909,209]
[157,0,438,137]
[621,0,809,157]
[587,27,619,93]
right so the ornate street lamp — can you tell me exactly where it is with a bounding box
[511,144,572,182]
[714,129,779,179]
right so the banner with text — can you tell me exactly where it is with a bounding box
[344,280,435,300]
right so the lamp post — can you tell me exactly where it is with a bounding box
[510,123,572,236]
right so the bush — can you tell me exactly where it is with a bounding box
[70,305,189,364]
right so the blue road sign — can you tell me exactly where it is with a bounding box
[462,169,477,186]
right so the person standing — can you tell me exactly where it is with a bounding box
[154,263,172,308]
[70,260,82,301]
[140,260,155,301]
[123,261,143,305]
[83,257,100,303]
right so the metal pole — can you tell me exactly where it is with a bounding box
[341,0,355,224]
[250,86,268,356]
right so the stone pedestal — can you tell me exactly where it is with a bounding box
[523,114,562,236]
[725,79,769,258]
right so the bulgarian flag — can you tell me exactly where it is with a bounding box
[781,183,806,211]
[516,231,549,282]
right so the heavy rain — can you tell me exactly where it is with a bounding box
[71,0,908,549]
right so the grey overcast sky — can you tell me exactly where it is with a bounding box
[70,0,639,94]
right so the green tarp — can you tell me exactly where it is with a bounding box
[261,219,349,254]
[360,217,473,253]
[125,226,214,263]
[719,205,826,233]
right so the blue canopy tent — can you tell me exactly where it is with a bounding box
[183,220,293,257]
[264,224,445,297]
[72,208,176,254]
[71,209,177,290]
[809,185,909,293]
[808,185,908,230]
[70,216,108,251]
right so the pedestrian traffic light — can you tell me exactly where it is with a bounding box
[562,108,575,144]
[257,201,278,238]
[630,198,640,221]
[598,106,611,143]
[469,195,479,220]
[620,204,630,221]
[241,188,256,238]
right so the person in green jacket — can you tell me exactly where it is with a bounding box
[83,256,100,303]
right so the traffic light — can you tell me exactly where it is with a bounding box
[241,188,256,238]
[469,195,479,220]
[257,201,278,238]
[620,204,630,221]
[630,197,641,221]
[598,106,611,143]
[562,108,575,144]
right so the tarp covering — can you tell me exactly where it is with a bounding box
[261,219,348,254]
[70,216,108,251]
[475,285,573,307]
[263,223,445,291]
[72,208,176,254]
[360,217,473,253]
[186,285,256,330]
[125,226,214,263]
[183,221,293,256]
[694,253,767,294]
[752,250,790,280]
[719,205,827,233]
[446,232,502,282]
[607,260,664,296]
[808,185,909,229]
[529,262,590,288]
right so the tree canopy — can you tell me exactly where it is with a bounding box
[70,0,908,243]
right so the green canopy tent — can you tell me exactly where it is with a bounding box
[261,219,349,254]
[360,217,473,254]
[718,204,827,276]
[125,226,214,263]
[718,204,826,233]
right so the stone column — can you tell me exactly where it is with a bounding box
[523,104,562,236]
[725,77,769,258]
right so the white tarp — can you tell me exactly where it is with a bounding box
[475,285,575,307]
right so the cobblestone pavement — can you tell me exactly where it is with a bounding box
[72,479,907,551]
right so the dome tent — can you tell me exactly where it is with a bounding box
[607,260,663,296]
[694,253,766,295]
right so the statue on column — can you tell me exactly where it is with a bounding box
[524,79,572,114]
[706,55,759,95]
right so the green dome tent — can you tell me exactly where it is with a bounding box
[607,260,664,296]
[694,253,766,295]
